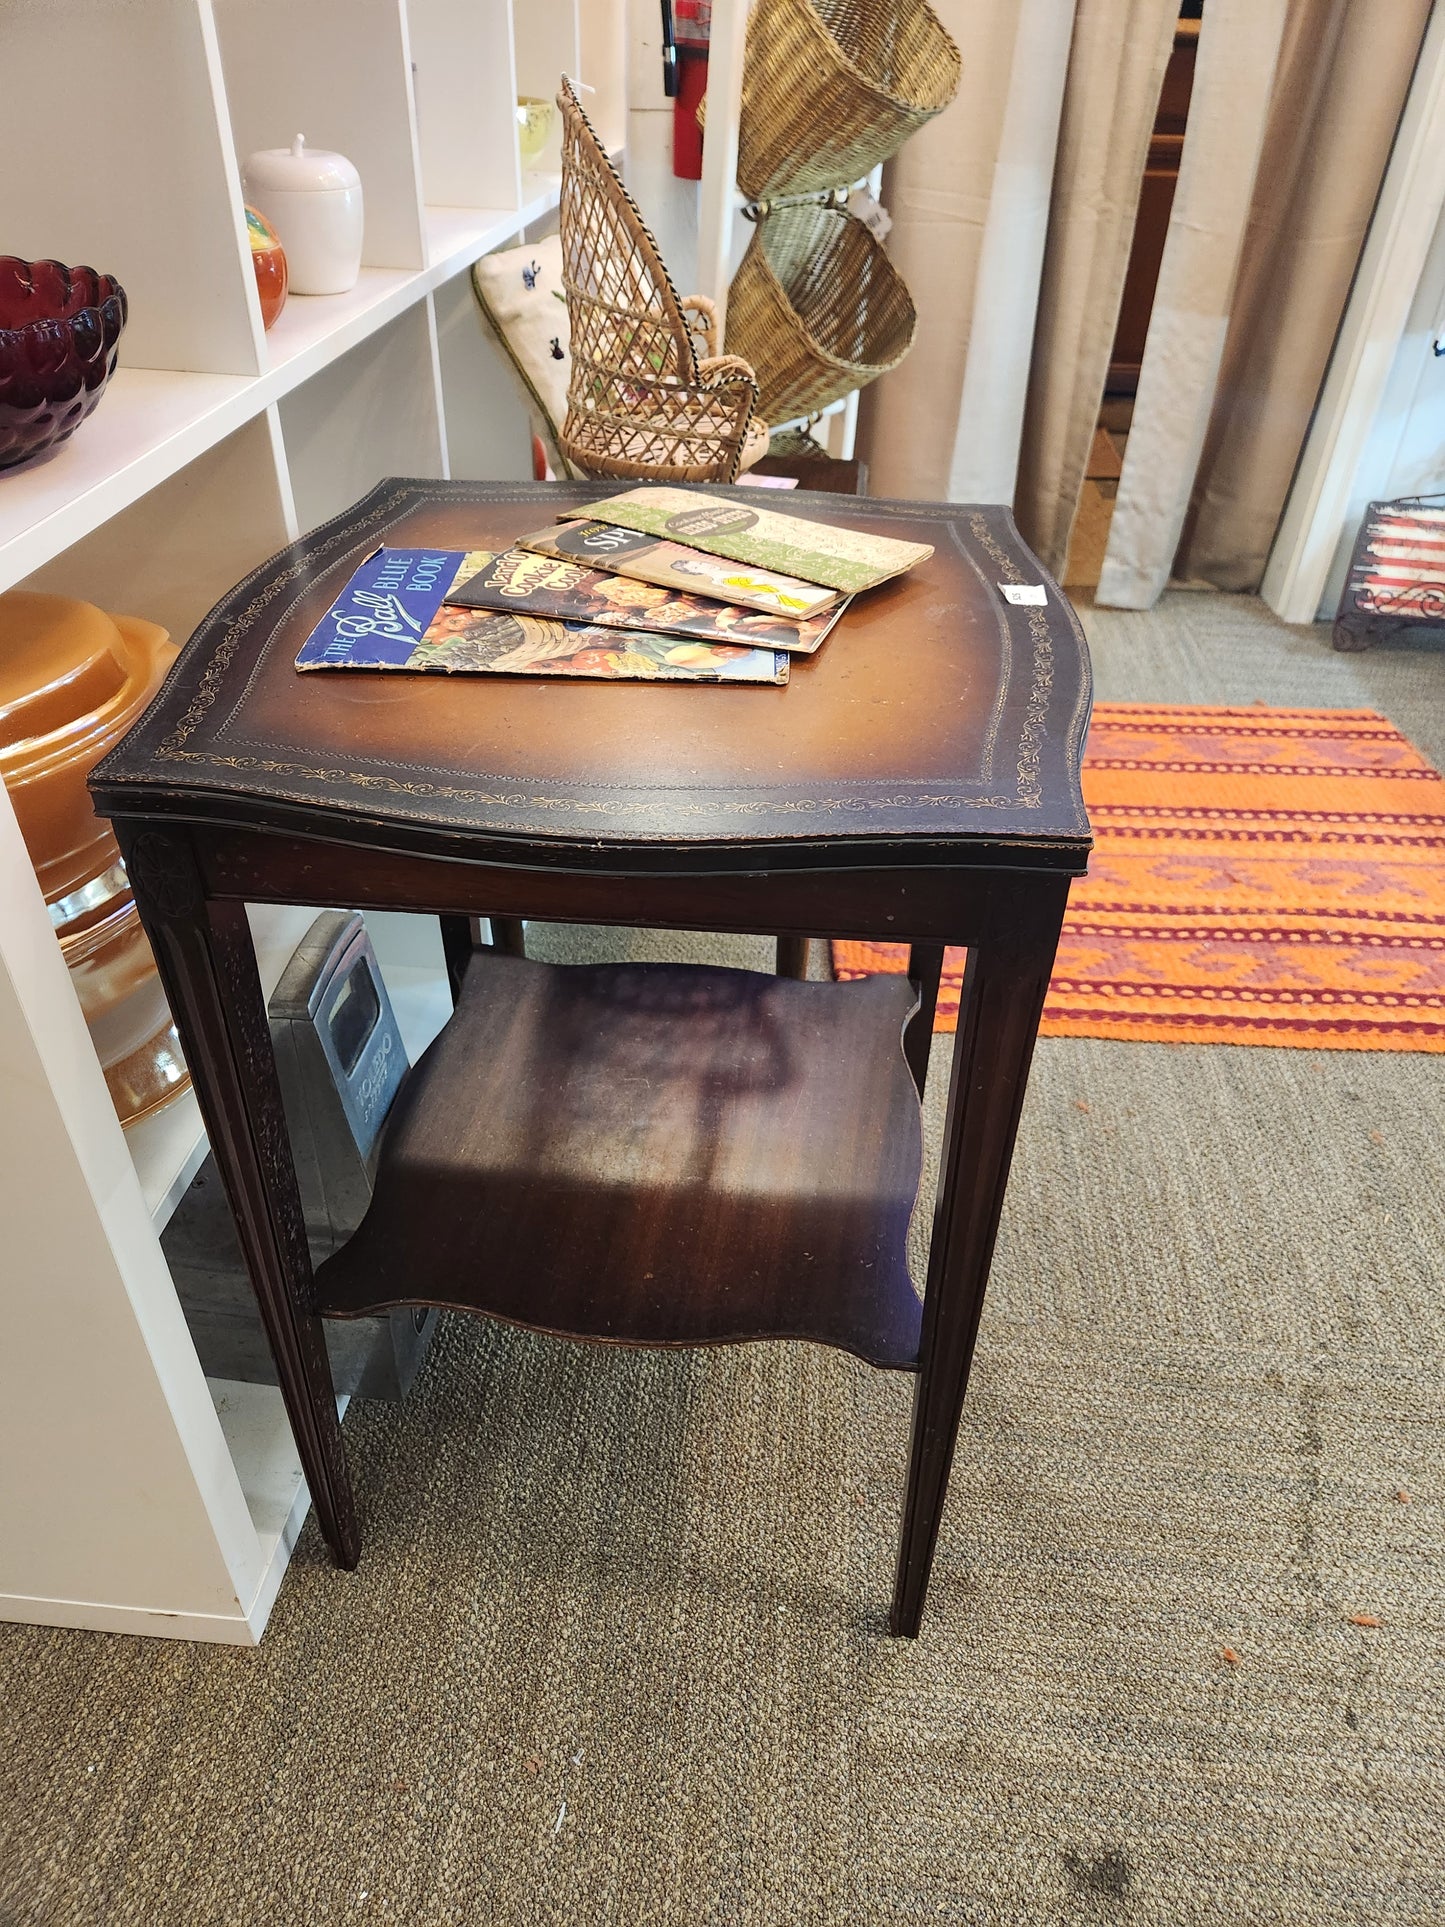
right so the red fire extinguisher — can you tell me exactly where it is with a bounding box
[661,0,710,180]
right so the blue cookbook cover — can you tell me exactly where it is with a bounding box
[295,548,464,668]
[295,547,789,684]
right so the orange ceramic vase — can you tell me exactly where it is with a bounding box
[0,590,190,1124]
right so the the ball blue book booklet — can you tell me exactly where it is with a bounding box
[294,547,789,684]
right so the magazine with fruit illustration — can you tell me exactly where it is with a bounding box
[446,544,847,654]
[294,548,788,684]
[515,519,844,618]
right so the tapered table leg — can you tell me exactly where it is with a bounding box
[891,880,1070,1636]
[120,827,359,1569]
[439,914,481,1003]
[489,916,527,956]
[776,934,810,979]
[903,943,945,1099]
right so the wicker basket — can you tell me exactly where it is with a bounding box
[738,0,961,202]
[726,203,916,421]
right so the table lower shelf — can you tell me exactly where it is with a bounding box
[314,952,924,1370]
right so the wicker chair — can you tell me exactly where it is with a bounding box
[556,78,768,484]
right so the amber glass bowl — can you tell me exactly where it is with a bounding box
[0,257,128,469]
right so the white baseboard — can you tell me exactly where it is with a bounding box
[210,1379,351,1641]
[0,1448,315,1646]
[0,1588,259,1645]
[0,1387,332,1646]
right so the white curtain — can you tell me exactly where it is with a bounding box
[1181,0,1434,592]
[847,0,1190,527]
[1098,0,1434,605]
[858,0,1055,501]
[945,0,1074,503]
[856,0,1431,598]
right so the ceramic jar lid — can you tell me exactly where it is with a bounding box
[243,134,361,194]
[0,589,174,903]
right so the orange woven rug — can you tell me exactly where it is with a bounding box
[832,704,1445,1050]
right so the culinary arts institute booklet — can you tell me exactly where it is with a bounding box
[447,544,847,654]
[293,548,789,684]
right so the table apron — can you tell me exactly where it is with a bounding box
[189,825,1074,948]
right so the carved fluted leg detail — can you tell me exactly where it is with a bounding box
[121,826,359,1569]
[439,914,483,1003]
[488,916,528,956]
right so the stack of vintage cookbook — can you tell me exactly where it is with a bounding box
[295,487,933,685]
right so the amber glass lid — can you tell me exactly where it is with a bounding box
[0,592,134,758]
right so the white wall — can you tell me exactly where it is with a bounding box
[623,0,700,294]
[1321,199,1445,613]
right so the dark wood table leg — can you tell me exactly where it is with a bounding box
[489,915,527,956]
[443,914,528,1001]
[776,934,810,979]
[891,879,1070,1636]
[120,825,360,1569]
[439,914,481,1004]
[902,943,945,1099]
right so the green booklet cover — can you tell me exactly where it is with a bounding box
[556,486,934,594]
[447,545,847,655]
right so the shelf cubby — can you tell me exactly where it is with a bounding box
[212,0,427,276]
[410,0,521,213]
[432,269,534,483]
[21,412,296,645]
[1,0,263,377]
[581,0,629,154]
[278,301,446,530]
[514,0,581,182]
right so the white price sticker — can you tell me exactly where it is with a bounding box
[999,583,1047,606]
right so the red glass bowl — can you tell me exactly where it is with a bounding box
[0,257,128,470]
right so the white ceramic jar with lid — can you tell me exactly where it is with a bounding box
[242,135,363,295]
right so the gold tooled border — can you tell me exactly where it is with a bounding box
[140,483,1086,834]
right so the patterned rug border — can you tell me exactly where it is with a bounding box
[832,703,1445,1051]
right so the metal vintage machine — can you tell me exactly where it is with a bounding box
[164,910,435,1398]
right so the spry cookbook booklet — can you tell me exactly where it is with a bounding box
[446,543,847,653]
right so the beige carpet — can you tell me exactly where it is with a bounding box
[2,596,1444,1926]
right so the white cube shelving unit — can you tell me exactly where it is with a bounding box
[0,0,626,1643]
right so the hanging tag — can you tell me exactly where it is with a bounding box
[999,582,1047,606]
[846,189,893,242]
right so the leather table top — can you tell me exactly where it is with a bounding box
[92,481,1092,873]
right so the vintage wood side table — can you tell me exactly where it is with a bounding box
[91,481,1092,1637]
